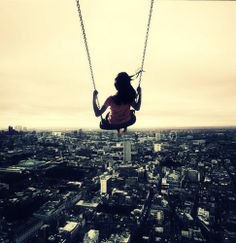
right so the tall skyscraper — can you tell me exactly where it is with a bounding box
[8,126,16,135]
[155,132,161,141]
[123,141,131,163]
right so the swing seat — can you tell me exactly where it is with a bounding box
[100,111,136,130]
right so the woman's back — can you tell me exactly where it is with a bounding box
[105,96,131,124]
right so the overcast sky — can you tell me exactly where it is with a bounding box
[0,0,235,129]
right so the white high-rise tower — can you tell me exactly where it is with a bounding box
[155,132,161,141]
[123,141,131,163]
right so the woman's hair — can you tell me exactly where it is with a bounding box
[112,72,136,105]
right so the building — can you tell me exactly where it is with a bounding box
[155,132,161,141]
[187,169,200,182]
[123,141,131,162]
[197,207,210,226]
[157,210,164,224]
[100,175,112,194]
[8,126,17,135]
[192,139,206,145]
[51,131,62,137]
[154,143,162,152]
[76,200,99,209]
[17,159,46,171]
[106,231,131,243]
[34,200,65,221]
[83,229,99,243]
[59,221,80,239]
[169,131,177,141]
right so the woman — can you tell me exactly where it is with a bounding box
[93,72,142,136]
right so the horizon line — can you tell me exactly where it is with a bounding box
[1,125,236,132]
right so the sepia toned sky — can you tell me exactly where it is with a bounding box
[0,0,236,129]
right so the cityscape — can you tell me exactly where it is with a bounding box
[0,126,235,243]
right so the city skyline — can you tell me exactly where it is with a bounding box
[1,0,236,129]
[1,128,235,242]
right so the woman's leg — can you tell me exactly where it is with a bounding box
[117,129,120,136]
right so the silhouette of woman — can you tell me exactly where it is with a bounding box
[93,72,142,136]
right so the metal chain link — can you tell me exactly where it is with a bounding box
[75,0,102,114]
[76,0,96,91]
[138,0,155,87]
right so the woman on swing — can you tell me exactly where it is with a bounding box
[93,72,142,136]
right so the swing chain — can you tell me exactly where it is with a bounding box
[75,0,101,111]
[76,0,154,114]
[138,0,155,87]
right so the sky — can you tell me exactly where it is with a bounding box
[0,0,236,130]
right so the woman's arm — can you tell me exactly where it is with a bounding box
[131,86,142,111]
[93,90,108,117]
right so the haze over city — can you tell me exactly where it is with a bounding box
[0,0,236,129]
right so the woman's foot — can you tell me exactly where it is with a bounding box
[117,131,122,137]
[117,128,127,137]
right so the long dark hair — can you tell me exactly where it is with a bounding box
[112,72,136,105]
